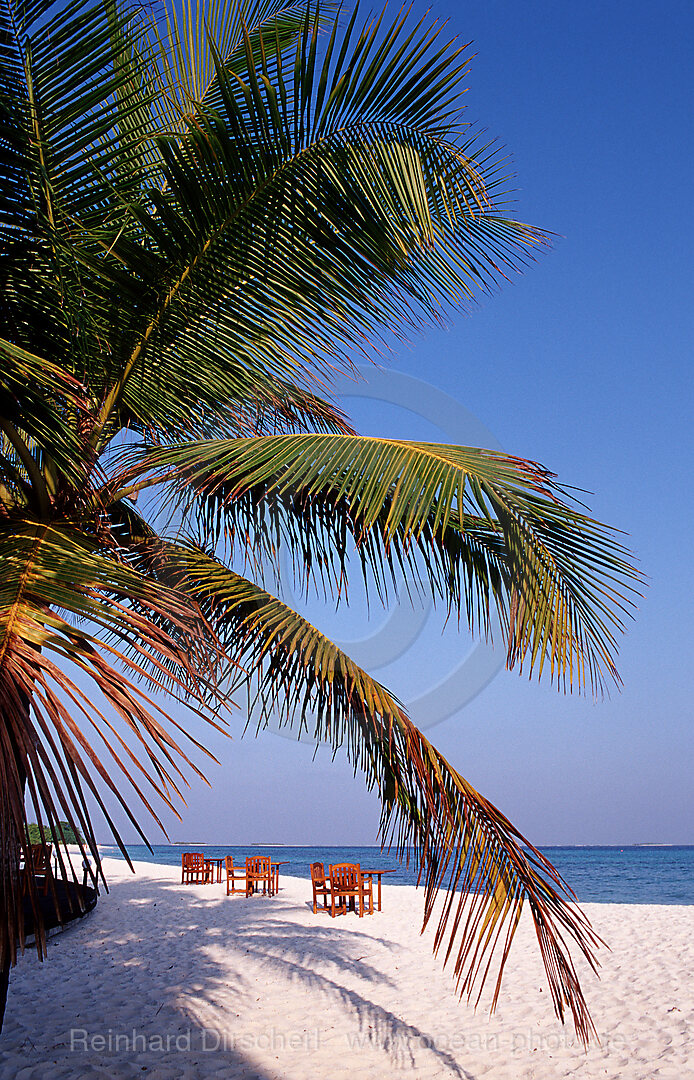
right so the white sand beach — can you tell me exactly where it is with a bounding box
[1,857,692,1080]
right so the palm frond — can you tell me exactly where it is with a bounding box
[0,339,90,501]
[0,518,233,962]
[143,0,327,131]
[83,2,544,445]
[130,434,641,694]
[9,0,156,223]
[0,0,163,395]
[144,540,602,1043]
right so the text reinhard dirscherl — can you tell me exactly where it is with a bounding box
[69,1026,628,1056]
[70,1028,321,1054]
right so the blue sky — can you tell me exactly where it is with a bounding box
[112,0,693,847]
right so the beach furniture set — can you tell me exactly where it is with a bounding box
[310,861,395,917]
[225,854,284,896]
[180,852,285,896]
[181,852,393,914]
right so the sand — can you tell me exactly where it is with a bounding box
[0,856,691,1079]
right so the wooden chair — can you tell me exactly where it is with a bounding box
[310,862,331,914]
[21,843,53,896]
[246,855,273,895]
[225,856,250,896]
[181,852,211,884]
[329,863,373,917]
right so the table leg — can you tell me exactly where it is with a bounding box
[377,874,382,912]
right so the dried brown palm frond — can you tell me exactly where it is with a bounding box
[0,521,232,965]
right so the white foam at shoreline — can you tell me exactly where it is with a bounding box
[1,857,692,1079]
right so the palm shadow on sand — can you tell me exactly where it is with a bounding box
[1,871,480,1080]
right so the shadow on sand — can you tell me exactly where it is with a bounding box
[1,869,480,1080]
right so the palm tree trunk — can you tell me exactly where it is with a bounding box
[0,950,10,1033]
[0,698,29,1033]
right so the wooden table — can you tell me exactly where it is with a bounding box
[271,861,289,895]
[205,857,226,884]
[361,869,397,911]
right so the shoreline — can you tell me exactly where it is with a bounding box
[94,843,694,905]
[2,856,692,1079]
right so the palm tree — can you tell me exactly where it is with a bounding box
[0,0,638,1039]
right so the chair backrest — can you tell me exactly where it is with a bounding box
[225,855,235,871]
[330,862,360,889]
[246,856,271,875]
[28,843,52,872]
[310,862,326,885]
[182,852,204,869]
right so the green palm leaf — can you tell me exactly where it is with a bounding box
[133,433,640,693]
[0,339,89,502]
[142,0,329,131]
[79,3,545,445]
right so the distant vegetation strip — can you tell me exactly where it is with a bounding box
[26,822,84,845]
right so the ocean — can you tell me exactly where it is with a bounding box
[98,844,694,904]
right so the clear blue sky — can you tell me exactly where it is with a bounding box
[110,0,693,848]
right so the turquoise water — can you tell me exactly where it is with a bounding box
[99,844,694,904]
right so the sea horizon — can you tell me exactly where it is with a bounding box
[97,842,694,905]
